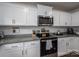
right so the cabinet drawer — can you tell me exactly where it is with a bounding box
[24,40,40,47]
[2,43,23,49]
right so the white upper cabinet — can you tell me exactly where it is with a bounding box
[59,11,71,26]
[0,3,27,26]
[26,7,38,26]
[0,3,38,26]
[71,11,79,26]
[37,4,53,16]
[53,10,71,26]
[52,10,60,26]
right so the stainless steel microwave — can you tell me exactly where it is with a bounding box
[38,16,53,26]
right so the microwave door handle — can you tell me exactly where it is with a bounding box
[51,18,52,24]
[51,18,53,24]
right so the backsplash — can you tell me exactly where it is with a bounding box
[0,26,66,35]
[0,26,79,35]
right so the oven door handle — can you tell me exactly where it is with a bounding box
[41,40,46,42]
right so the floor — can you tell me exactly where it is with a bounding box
[43,53,57,57]
[61,52,79,57]
[43,52,79,57]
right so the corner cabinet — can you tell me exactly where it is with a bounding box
[0,3,27,26]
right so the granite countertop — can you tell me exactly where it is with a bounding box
[0,34,40,45]
[0,33,79,45]
[51,34,79,38]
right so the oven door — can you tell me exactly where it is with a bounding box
[40,39,57,56]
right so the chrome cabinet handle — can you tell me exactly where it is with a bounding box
[11,46,18,48]
[12,19,15,24]
[22,50,24,56]
[66,42,69,46]
[65,22,67,25]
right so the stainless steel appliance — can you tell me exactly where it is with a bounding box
[38,16,53,26]
[36,28,57,56]
[40,38,57,56]
[66,28,75,34]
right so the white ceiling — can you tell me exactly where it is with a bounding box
[37,2,79,11]
[11,2,79,11]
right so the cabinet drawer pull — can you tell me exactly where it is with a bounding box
[41,40,46,42]
[22,50,24,55]
[31,43,35,45]
[11,46,18,48]
[66,42,69,46]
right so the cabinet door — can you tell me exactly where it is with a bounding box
[0,43,23,57]
[0,3,26,25]
[0,4,14,25]
[37,4,52,16]
[59,11,66,26]
[24,40,40,57]
[65,13,71,26]
[65,37,74,53]
[60,12,71,26]
[12,6,26,25]
[58,38,66,56]
[52,10,60,26]
[26,7,37,26]
[74,37,79,52]
[72,11,79,26]
[37,4,46,16]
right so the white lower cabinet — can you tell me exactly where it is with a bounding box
[74,37,79,52]
[0,43,23,57]
[0,40,40,57]
[58,37,74,56]
[66,37,75,52]
[23,40,40,57]
[58,38,67,56]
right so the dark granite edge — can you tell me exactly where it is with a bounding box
[0,39,40,45]
[4,34,32,38]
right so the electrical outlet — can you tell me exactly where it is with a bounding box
[12,27,20,33]
[13,29,16,33]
